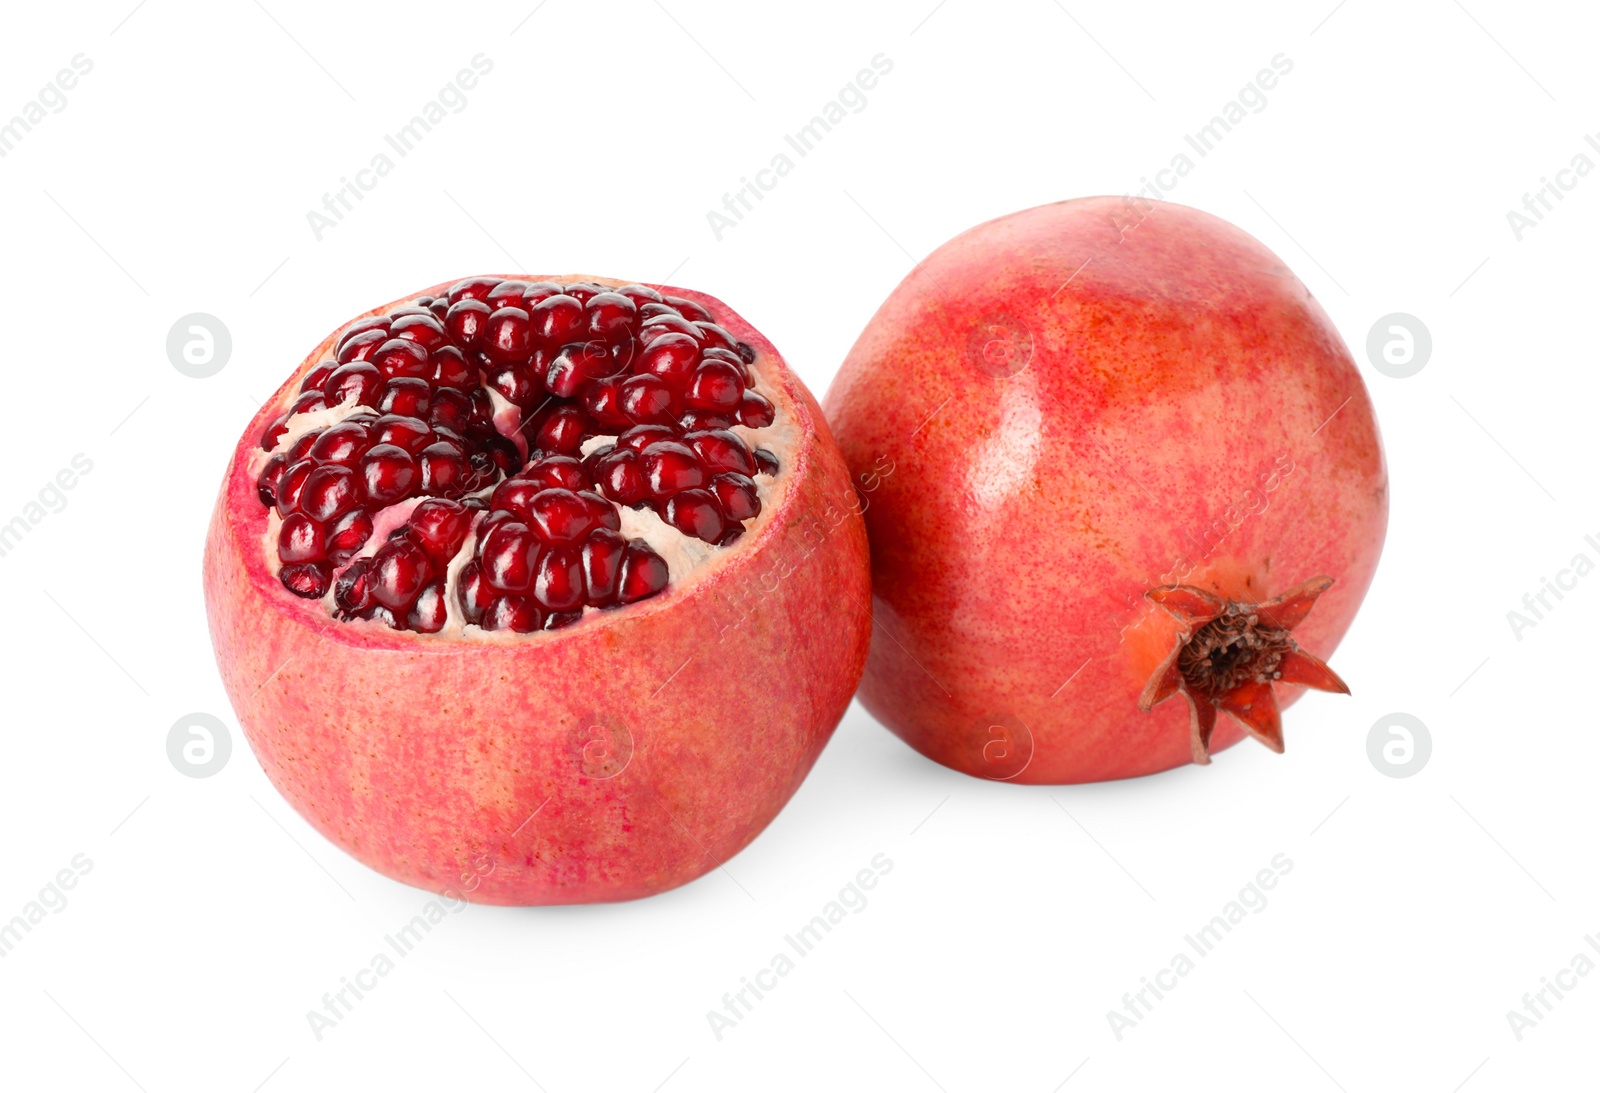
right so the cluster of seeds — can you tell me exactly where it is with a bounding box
[254,279,779,633]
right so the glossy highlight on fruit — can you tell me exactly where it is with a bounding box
[206,276,871,903]
[825,198,1387,783]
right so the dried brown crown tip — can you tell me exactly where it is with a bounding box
[1139,576,1349,765]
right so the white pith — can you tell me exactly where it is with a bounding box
[252,296,800,640]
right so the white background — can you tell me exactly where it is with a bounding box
[2,1,1596,1090]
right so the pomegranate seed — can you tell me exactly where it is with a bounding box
[307,421,371,467]
[327,509,373,564]
[336,328,389,364]
[257,455,288,506]
[278,513,326,562]
[488,365,538,406]
[618,540,669,603]
[447,276,501,304]
[639,314,701,344]
[334,558,374,615]
[527,489,593,543]
[419,443,466,496]
[545,611,583,630]
[371,539,432,609]
[486,280,532,310]
[637,333,700,386]
[617,425,676,453]
[533,405,587,455]
[523,456,588,492]
[301,361,337,393]
[287,432,320,464]
[300,464,360,522]
[445,299,492,349]
[361,444,418,505]
[564,283,604,304]
[584,377,631,428]
[457,561,493,622]
[664,489,726,543]
[324,361,383,407]
[641,441,706,499]
[595,448,647,506]
[686,429,756,475]
[484,307,532,363]
[379,377,432,417]
[429,299,449,320]
[490,478,542,521]
[711,473,761,522]
[428,388,472,433]
[545,342,611,399]
[754,448,780,476]
[372,414,431,454]
[406,498,473,563]
[371,338,431,380]
[336,316,390,355]
[529,295,585,346]
[391,312,447,351]
[481,522,537,592]
[533,545,584,611]
[679,411,734,431]
[686,360,744,412]
[407,581,448,633]
[586,292,637,340]
[665,295,712,322]
[579,490,621,531]
[482,595,543,632]
[736,341,756,363]
[521,281,564,307]
[693,322,739,352]
[738,390,775,428]
[290,390,329,416]
[616,284,664,305]
[430,345,476,389]
[582,528,626,606]
[261,413,291,450]
[280,562,330,599]
[276,459,316,516]
[619,374,680,425]
[637,302,682,320]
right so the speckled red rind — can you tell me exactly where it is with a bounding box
[825,198,1388,783]
[204,277,871,904]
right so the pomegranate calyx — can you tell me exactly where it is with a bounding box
[1139,575,1348,765]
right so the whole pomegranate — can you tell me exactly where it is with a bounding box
[205,276,870,904]
[825,198,1386,783]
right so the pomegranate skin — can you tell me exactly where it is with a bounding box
[825,198,1387,783]
[205,277,870,904]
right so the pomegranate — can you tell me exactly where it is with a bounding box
[205,276,870,904]
[824,197,1387,783]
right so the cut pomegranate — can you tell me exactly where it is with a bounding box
[205,275,870,906]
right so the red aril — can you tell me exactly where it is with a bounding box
[206,276,870,904]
